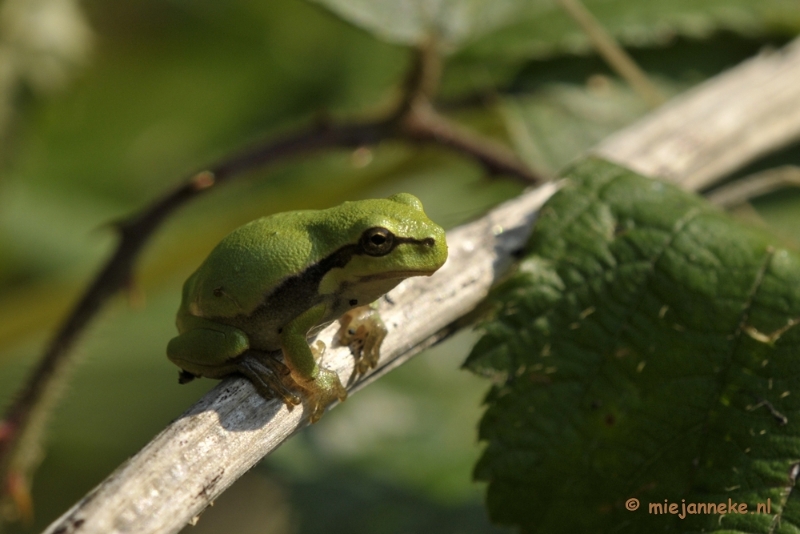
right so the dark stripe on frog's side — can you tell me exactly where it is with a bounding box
[210,235,434,347]
[258,235,433,313]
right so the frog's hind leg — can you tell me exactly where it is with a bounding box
[178,370,198,384]
[167,318,300,405]
[167,323,250,378]
[237,352,302,406]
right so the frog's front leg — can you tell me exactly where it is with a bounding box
[280,304,347,423]
[338,303,387,375]
[167,317,300,406]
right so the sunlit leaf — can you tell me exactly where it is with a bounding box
[459,0,800,60]
[310,0,798,57]
[307,0,531,50]
[501,79,665,174]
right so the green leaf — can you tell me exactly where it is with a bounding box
[501,79,659,175]
[467,157,800,532]
[306,0,532,50]
[458,0,800,61]
[311,0,800,58]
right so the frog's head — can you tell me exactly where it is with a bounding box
[315,193,448,298]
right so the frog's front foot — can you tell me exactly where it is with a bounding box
[338,305,387,375]
[236,351,302,406]
[292,366,347,423]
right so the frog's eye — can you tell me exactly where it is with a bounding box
[360,227,394,256]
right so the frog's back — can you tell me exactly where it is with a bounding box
[184,211,320,317]
[181,195,441,320]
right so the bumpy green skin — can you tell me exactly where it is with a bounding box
[467,158,800,533]
[168,193,448,422]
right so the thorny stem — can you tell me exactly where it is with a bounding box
[0,44,544,521]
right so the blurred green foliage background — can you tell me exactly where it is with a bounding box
[0,0,799,532]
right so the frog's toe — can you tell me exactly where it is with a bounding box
[308,403,326,424]
[361,339,382,372]
[337,306,386,377]
[297,366,347,423]
[348,330,381,376]
[317,367,348,403]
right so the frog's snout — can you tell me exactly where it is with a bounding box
[421,233,448,271]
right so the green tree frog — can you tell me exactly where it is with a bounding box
[167,193,448,422]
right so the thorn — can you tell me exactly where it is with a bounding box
[124,275,146,310]
[191,171,215,191]
[7,470,34,525]
[350,146,373,168]
[0,420,12,442]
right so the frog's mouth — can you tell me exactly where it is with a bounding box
[361,268,438,281]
